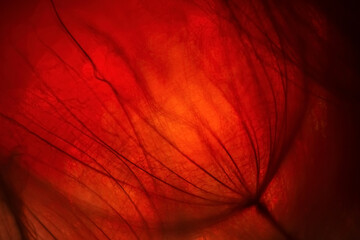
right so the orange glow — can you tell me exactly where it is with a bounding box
[0,0,359,239]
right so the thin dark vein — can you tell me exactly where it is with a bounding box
[25,207,58,240]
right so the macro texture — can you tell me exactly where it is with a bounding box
[0,0,359,239]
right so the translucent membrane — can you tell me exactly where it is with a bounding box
[0,0,359,239]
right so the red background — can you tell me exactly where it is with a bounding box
[0,0,359,239]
